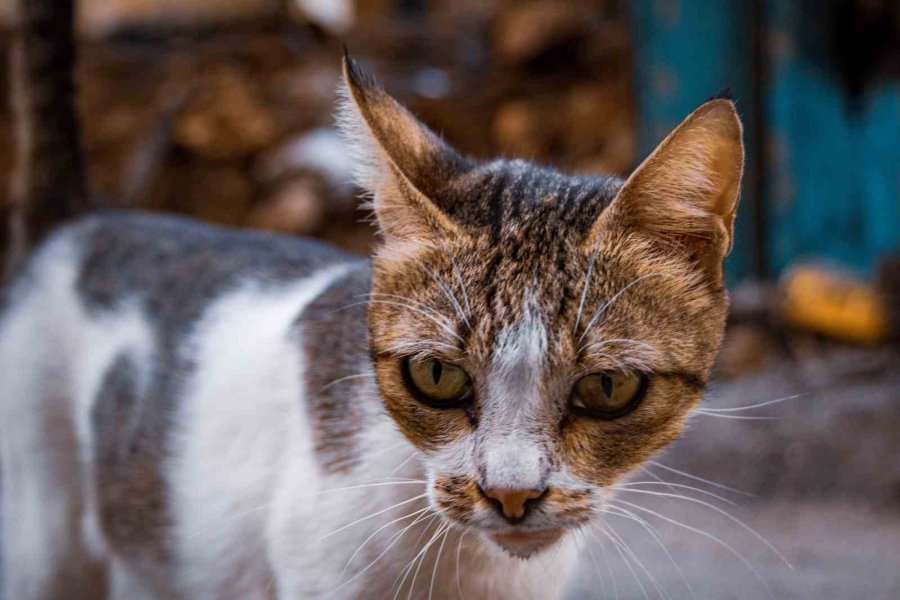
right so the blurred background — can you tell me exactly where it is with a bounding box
[0,0,898,598]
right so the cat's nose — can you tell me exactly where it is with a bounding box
[480,486,547,523]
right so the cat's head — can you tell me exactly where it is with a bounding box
[339,54,742,558]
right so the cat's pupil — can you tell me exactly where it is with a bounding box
[601,374,614,397]
[431,361,443,385]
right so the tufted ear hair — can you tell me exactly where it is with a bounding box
[336,51,470,243]
[592,99,744,282]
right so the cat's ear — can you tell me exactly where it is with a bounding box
[337,51,467,242]
[596,99,743,281]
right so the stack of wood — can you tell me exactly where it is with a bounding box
[0,0,634,255]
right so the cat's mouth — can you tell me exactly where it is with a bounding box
[485,527,565,558]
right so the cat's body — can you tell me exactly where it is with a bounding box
[1,212,570,599]
[2,1,745,598]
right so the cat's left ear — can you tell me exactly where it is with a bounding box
[595,99,744,282]
[337,51,468,242]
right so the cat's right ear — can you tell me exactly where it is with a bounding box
[337,51,467,243]
[591,99,744,284]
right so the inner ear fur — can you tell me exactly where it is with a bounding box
[337,52,468,242]
[596,99,744,278]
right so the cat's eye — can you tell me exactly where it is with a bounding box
[404,358,472,407]
[570,372,648,418]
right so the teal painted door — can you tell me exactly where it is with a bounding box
[633,0,900,281]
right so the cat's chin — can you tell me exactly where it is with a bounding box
[484,528,565,559]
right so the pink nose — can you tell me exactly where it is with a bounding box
[482,487,545,522]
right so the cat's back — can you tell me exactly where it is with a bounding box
[1,211,365,376]
[72,210,355,308]
[3,210,363,326]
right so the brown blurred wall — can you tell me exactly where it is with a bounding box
[0,0,282,34]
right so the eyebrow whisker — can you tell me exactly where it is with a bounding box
[578,273,667,345]
[414,259,471,329]
[363,298,464,343]
[574,248,601,335]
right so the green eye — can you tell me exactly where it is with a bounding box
[570,372,647,418]
[404,358,472,407]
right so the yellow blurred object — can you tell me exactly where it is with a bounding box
[780,265,889,345]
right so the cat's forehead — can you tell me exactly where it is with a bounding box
[433,159,622,237]
[371,160,668,355]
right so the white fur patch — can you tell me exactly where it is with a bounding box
[479,304,550,491]
[170,266,350,599]
[490,305,548,411]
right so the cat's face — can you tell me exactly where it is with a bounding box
[340,55,742,558]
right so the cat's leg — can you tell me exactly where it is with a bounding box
[0,314,107,600]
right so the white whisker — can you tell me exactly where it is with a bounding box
[604,505,699,600]
[304,493,429,550]
[388,238,472,320]
[580,338,658,357]
[315,480,426,496]
[605,521,669,600]
[365,292,463,330]
[574,249,600,334]
[428,525,452,600]
[611,481,740,507]
[579,528,609,599]
[639,467,687,499]
[646,461,754,498]
[701,394,804,413]
[694,410,778,421]
[392,517,444,600]
[382,338,462,356]
[390,515,440,599]
[387,451,420,478]
[441,245,472,314]
[362,292,446,321]
[613,489,791,568]
[336,507,429,582]
[455,530,467,600]
[327,508,434,598]
[578,273,666,344]
[595,524,651,600]
[341,299,463,342]
[407,522,450,600]
[612,499,776,600]
[596,528,620,600]
[369,299,462,341]
[319,372,375,393]
[415,262,470,328]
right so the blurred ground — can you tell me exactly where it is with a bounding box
[568,500,900,599]
[567,345,900,599]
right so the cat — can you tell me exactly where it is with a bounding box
[0,1,744,599]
